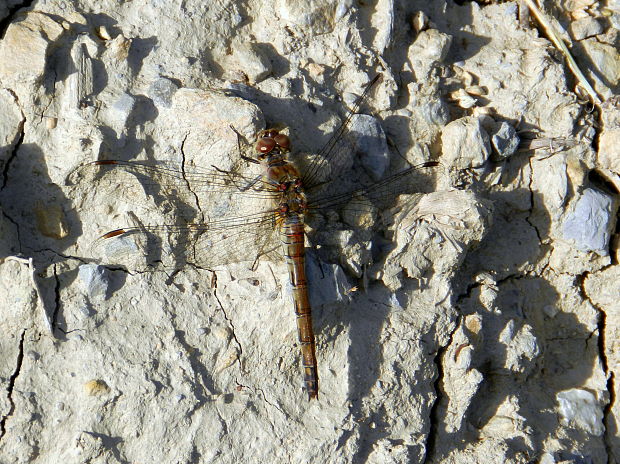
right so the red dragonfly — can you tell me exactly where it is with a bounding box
[81,74,438,400]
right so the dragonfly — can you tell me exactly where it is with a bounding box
[79,74,438,400]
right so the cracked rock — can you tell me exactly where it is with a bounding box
[0,1,616,463]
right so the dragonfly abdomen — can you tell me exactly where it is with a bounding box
[281,215,318,400]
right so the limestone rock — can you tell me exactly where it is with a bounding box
[0,1,615,463]
[440,116,491,169]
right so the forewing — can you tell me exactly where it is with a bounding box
[70,160,278,201]
[301,75,383,188]
[308,162,440,214]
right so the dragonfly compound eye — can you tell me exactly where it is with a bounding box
[256,137,276,154]
[263,129,279,138]
[273,134,290,150]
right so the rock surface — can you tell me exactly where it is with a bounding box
[0,1,618,463]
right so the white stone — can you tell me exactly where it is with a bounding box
[557,389,605,436]
[569,17,604,40]
[228,43,272,84]
[408,29,452,64]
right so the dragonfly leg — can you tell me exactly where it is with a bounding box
[229,124,259,165]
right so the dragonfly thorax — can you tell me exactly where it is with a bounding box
[278,197,307,216]
[277,178,303,193]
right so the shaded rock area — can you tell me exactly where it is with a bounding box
[0,1,618,463]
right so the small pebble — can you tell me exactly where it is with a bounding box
[78,264,109,300]
[84,379,110,396]
[491,121,520,159]
[148,77,179,108]
[34,203,69,239]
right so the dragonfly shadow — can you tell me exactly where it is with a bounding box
[432,279,599,462]
[254,42,291,79]
[344,285,397,463]
[227,71,375,158]
[43,13,154,96]
[173,329,218,400]
[0,143,83,252]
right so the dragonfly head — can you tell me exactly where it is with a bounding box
[255,129,291,161]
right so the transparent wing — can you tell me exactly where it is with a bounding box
[69,160,279,200]
[72,159,284,271]
[307,162,440,213]
[91,211,282,272]
[301,74,383,188]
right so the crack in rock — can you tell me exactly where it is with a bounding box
[50,263,61,333]
[0,330,26,441]
[0,111,24,191]
[424,316,460,463]
[210,271,244,372]
[179,133,206,265]
[256,386,287,416]
[578,271,615,460]
[526,158,544,244]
